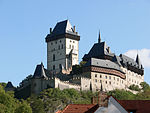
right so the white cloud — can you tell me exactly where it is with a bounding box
[124,49,150,68]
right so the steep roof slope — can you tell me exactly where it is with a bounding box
[62,104,99,113]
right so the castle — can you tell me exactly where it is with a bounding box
[9,20,144,96]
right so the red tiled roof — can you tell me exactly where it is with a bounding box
[62,104,99,113]
[55,110,62,113]
[118,100,150,113]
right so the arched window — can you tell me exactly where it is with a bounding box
[61,44,63,49]
[53,54,55,61]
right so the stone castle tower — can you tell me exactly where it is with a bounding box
[45,20,80,74]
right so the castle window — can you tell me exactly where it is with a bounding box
[51,42,53,45]
[34,83,36,87]
[114,77,115,80]
[61,44,63,49]
[100,75,102,78]
[109,76,111,79]
[72,45,74,49]
[60,40,61,43]
[109,81,111,85]
[70,40,72,42]
[117,78,119,81]
[55,41,57,44]
[59,64,62,69]
[95,74,97,77]
[53,54,55,61]
[58,45,60,50]
[53,65,55,70]
[73,41,75,43]
[69,45,71,49]
[106,81,107,84]
[95,79,97,82]
[100,80,102,83]
[105,76,107,79]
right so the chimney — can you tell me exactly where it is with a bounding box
[73,26,75,32]
[50,28,52,34]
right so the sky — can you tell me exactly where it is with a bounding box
[0,0,150,86]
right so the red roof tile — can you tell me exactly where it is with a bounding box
[62,104,99,113]
[118,100,150,113]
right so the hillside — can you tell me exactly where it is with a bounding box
[0,82,150,113]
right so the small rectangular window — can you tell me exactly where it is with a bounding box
[117,78,119,81]
[95,74,97,77]
[95,79,97,82]
[53,65,55,70]
[100,75,102,78]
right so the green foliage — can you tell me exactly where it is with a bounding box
[0,82,7,89]
[1,81,150,113]
[140,82,150,91]
[0,84,32,113]
[36,88,95,112]
[0,103,6,113]
[27,96,44,113]
[79,61,87,66]
[129,84,140,91]
[15,101,32,113]
[71,61,87,74]
[0,90,17,113]
[108,82,150,100]
[108,89,136,100]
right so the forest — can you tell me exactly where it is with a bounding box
[0,82,150,113]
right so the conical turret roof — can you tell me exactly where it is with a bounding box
[33,62,47,78]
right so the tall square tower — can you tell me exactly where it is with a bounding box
[45,20,80,73]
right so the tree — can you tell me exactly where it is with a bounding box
[27,95,45,113]
[0,82,7,89]
[15,101,32,113]
[140,82,150,91]
[129,84,140,91]
[0,86,17,113]
[108,89,135,100]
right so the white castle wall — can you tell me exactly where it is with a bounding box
[121,67,144,87]
[54,78,81,91]
[81,77,91,91]
[91,72,126,92]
